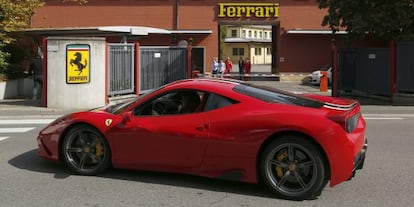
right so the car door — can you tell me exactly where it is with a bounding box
[110,90,210,168]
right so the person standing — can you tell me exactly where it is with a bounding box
[211,57,219,77]
[29,54,43,100]
[224,56,233,78]
[244,58,251,81]
[218,58,225,78]
[238,56,245,80]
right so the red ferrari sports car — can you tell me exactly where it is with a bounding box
[37,78,367,200]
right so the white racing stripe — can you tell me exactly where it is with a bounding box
[0,119,55,125]
[0,128,35,133]
[0,136,10,141]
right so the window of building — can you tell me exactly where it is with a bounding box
[255,48,262,55]
[264,32,268,39]
[266,48,272,55]
[248,31,252,38]
[232,48,245,56]
[254,31,257,38]
[259,31,263,38]
[231,30,237,37]
[242,30,246,38]
[232,48,238,56]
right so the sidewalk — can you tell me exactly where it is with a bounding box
[0,99,81,118]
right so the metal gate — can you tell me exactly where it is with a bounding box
[397,42,414,93]
[338,48,390,95]
[140,47,187,93]
[108,43,135,96]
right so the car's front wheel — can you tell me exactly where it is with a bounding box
[260,135,328,200]
[61,124,111,175]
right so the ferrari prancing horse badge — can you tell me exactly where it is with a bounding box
[105,119,113,127]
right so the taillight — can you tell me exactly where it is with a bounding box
[328,112,360,133]
[346,113,360,133]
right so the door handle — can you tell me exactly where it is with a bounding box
[195,123,209,131]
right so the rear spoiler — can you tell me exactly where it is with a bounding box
[323,101,358,111]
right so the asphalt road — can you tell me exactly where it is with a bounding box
[0,105,413,207]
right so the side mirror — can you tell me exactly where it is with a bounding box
[122,111,134,124]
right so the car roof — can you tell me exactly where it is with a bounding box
[173,78,242,85]
[165,78,242,90]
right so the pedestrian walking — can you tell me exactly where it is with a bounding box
[238,56,245,80]
[244,58,251,81]
[224,56,233,78]
[218,58,225,78]
[211,57,219,77]
[29,54,43,100]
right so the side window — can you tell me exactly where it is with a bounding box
[203,93,236,112]
[134,90,205,116]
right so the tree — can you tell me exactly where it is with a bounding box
[0,0,87,80]
[317,0,414,41]
[219,25,227,58]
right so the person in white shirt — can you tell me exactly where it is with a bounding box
[211,57,219,77]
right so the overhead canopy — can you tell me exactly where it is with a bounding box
[286,29,347,35]
[18,26,211,36]
[98,26,171,35]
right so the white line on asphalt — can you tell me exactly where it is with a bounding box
[0,119,55,125]
[0,136,10,141]
[0,128,35,133]
[363,114,414,117]
[364,117,404,120]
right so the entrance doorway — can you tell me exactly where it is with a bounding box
[218,22,280,75]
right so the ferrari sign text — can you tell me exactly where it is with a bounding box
[218,3,279,18]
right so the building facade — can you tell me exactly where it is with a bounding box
[31,0,338,73]
[224,25,272,65]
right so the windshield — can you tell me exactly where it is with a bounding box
[233,83,324,108]
[106,89,157,114]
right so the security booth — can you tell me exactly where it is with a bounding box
[34,26,208,109]
[45,37,107,109]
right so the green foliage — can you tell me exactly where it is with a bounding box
[219,25,227,58]
[0,43,10,81]
[0,0,87,80]
[317,0,414,41]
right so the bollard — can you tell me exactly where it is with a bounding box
[320,71,328,92]
[192,70,200,78]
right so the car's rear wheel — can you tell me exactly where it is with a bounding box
[62,125,111,175]
[260,135,327,200]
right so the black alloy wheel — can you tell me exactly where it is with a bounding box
[62,125,111,175]
[260,135,328,200]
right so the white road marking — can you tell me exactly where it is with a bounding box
[0,136,10,141]
[363,114,414,117]
[0,119,55,125]
[364,117,404,120]
[0,128,35,133]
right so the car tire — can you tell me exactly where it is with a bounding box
[62,124,111,175]
[259,135,327,200]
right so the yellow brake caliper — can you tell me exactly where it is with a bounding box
[276,151,287,178]
[95,139,104,161]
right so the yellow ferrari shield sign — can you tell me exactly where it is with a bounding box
[66,44,90,84]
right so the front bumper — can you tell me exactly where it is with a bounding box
[350,137,368,179]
